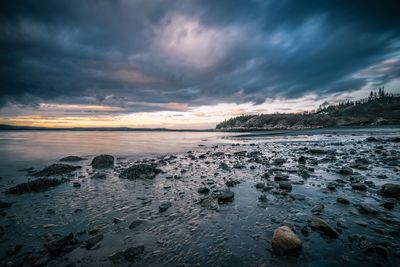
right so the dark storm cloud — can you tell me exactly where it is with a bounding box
[1,0,399,112]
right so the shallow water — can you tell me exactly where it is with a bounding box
[0,128,399,267]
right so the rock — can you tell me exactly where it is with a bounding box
[123,245,145,261]
[272,158,285,165]
[45,233,81,256]
[4,178,67,194]
[380,183,400,198]
[120,163,161,180]
[0,201,12,208]
[336,197,350,204]
[59,156,85,162]
[326,183,336,191]
[159,201,172,212]
[309,217,340,238]
[33,164,80,176]
[91,173,106,179]
[354,220,368,227]
[380,199,395,210]
[365,137,379,142]
[109,245,144,263]
[73,182,81,187]
[33,256,50,267]
[197,187,210,194]
[312,203,324,213]
[271,226,302,256]
[259,194,267,202]
[91,154,114,168]
[225,180,240,187]
[298,156,307,164]
[363,244,389,258]
[289,193,306,201]
[219,162,230,171]
[129,219,146,229]
[255,182,265,189]
[358,204,379,215]
[338,166,353,175]
[274,173,289,181]
[352,183,367,191]
[113,217,123,223]
[84,234,103,249]
[215,189,235,204]
[278,181,292,191]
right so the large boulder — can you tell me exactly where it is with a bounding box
[33,164,80,177]
[380,183,400,198]
[119,163,161,180]
[91,154,114,168]
[4,178,67,194]
[272,226,302,255]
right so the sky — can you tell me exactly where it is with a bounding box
[1,0,400,129]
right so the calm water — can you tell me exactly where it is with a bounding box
[0,131,233,181]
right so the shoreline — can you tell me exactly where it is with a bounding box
[0,129,399,266]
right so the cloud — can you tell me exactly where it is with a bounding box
[0,0,399,117]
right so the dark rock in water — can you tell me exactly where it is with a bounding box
[274,173,289,181]
[84,234,103,249]
[159,201,172,212]
[215,189,234,204]
[365,137,379,142]
[197,187,210,194]
[336,197,350,204]
[310,217,340,238]
[358,204,379,215]
[113,217,123,224]
[354,220,368,227]
[312,203,325,213]
[255,182,265,189]
[380,199,395,210]
[120,163,161,180]
[271,226,302,256]
[380,183,400,198]
[0,201,12,208]
[363,244,389,258]
[298,156,307,164]
[278,181,292,191]
[352,183,367,191]
[338,166,353,175]
[225,180,240,187]
[219,162,230,171]
[129,219,146,229]
[33,164,80,177]
[272,158,285,165]
[4,178,67,194]
[59,156,85,162]
[73,182,81,187]
[259,194,267,202]
[326,183,336,191]
[91,173,106,179]
[123,245,145,261]
[109,245,145,263]
[309,149,327,154]
[91,154,114,168]
[289,193,306,201]
[45,233,81,256]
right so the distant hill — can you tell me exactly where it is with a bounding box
[216,94,400,131]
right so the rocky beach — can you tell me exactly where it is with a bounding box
[0,128,399,267]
